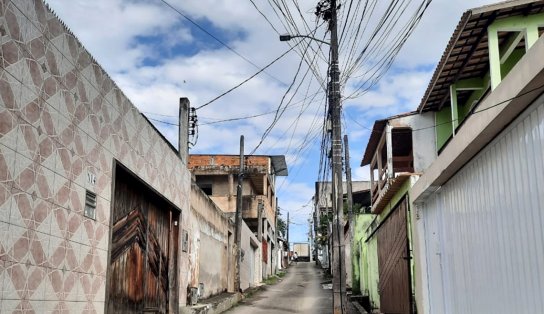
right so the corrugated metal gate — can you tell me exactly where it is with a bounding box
[422,96,544,313]
[377,198,413,314]
[107,166,179,313]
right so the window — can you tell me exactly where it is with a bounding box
[84,190,97,220]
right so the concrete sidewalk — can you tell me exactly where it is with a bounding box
[180,292,243,314]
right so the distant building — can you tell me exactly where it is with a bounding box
[188,154,288,283]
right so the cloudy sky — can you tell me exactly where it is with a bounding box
[46,0,497,243]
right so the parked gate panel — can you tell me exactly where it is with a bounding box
[107,167,179,313]
[377,198,413,314]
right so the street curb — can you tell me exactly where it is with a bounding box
[351,301,369,314]
[180,292,242,314]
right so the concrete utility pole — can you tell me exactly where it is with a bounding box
[344,135,354,237]
[328,0,347,312]
[178,98,190,162]
[234,135,244,292]
[286,211,290,254]
[274,197,278,274]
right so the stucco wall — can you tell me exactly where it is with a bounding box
[390,112,436,173]
[0,1,190,312]
[240,220,261,291]
[183,184,233,301]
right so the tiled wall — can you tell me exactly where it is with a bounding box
[0,0,190,312]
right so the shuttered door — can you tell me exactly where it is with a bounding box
[108,167,178,313]
[377,198,413,314]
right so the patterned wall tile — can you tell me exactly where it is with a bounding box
[0,222,9,260]
[1,0,191,309]
[1,298,20,313]
[47,235,65,270]
[44,267,63,301]
[0,168,14,225]
[0,260,3,309]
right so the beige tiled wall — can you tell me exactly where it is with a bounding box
[0,0,190,312]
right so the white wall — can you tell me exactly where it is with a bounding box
[419,97,544,314]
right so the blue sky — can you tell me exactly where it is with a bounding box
[46,0,497,243]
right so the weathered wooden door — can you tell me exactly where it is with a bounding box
[108,167,179,313]
[377,198,413,314]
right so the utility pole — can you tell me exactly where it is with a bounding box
[308,218,314,262]
[286,211,290,255]
[234,135,244,292]
[344,135,353,237]
[274,197,278,274]
[326,0,347,312]
[178,98,190,162]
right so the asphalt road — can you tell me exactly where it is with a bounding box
[226,262,333,314]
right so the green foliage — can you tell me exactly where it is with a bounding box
[315,213,332,246]
[277,216,287,236]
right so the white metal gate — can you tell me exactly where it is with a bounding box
[422,96,544,314]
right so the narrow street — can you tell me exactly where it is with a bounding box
[227,262,332,314]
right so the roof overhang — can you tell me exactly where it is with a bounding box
[371,173,411,215]
[418,0,544,113]
[270,155,288,176]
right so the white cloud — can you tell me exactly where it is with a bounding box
[45,0,502,243]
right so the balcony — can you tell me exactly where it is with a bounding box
[242,195,275,223]
[369,127,414,214]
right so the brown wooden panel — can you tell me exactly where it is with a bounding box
[107,167,179,313]
[377,198,413,314]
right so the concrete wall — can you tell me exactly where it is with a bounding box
[352,214,374,295]
[389,112,436,173]
[0,1,191,312]
[182,183,233,302]
[240,221,261,291]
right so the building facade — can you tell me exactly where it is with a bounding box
[0,0,194,312]
[357,1,544,313]
[358,111,435,313]
[188,154,287,283]
[410,1,544,313]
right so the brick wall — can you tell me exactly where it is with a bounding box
[189,155,270,169]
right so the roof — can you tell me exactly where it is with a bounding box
[418,0,544,113]
[360,111,417,166]
[270,155,288,176]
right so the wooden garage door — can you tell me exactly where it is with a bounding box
[377,198,413,314]
[107,166,179,313]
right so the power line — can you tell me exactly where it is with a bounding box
[158,0,287,86]
[344,81,544,134]
[195,43,301,110]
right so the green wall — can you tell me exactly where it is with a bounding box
[435,106,452,151]
[352,179,412,311]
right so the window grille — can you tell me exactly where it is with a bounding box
[84,190,97,220]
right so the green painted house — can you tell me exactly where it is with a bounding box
[354,1,544,313]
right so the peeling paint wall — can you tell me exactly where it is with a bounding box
[240,220,261,291]
[389,112,436,173]
[180,183,234,304]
